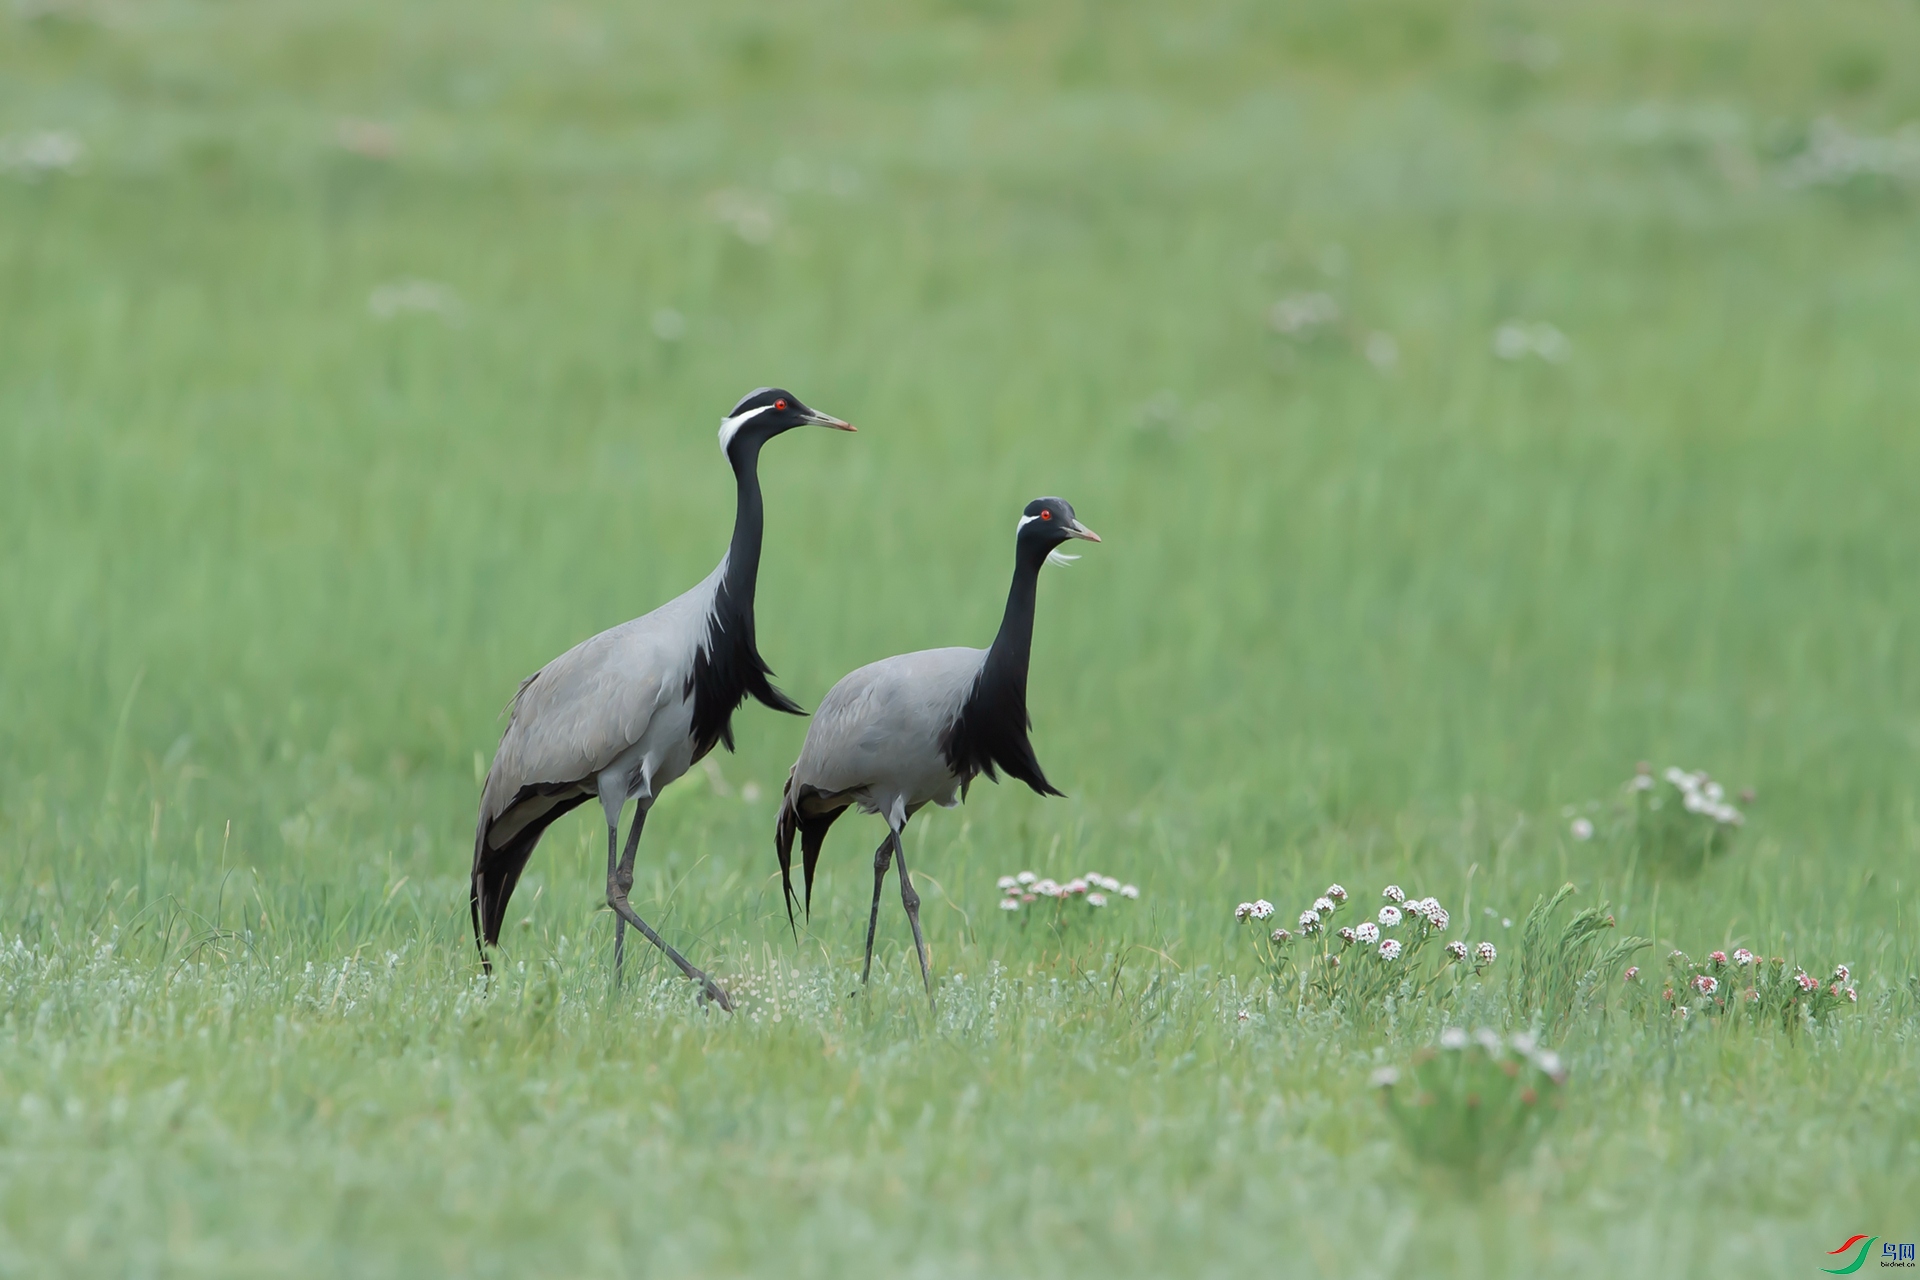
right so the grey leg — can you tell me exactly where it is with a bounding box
[891,825,934,1006]
[605,801,733,1012]
[860,832,894,985]
[606,822,627,983]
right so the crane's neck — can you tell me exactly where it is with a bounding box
[938,542,1062,797]
[685,434,802,760]
[722,437,767,608]
[977,548,1044,714]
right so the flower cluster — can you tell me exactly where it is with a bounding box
[1647,766,1744,826]
[1240,882,1498,1010]
[1372,1029,1569,1176]
[998,870,1139,913]
[1614,762,1749,876]
[1647,948,1859,1027]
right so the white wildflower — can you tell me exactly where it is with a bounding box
[1119,884,1139,899]
[1369,1067,1400,1088]
[1235,902,1256,921]
[1312,896,1335,915]
[1382,885,1406,904]
[1445,940,1468,961]
[997,876,1018,891]
[998,897,1021,911]
[1475,941,1497,965]
[1087,892,1108,907]
[1364,331,1399,370]
[651,308,687,342]
[1325,884,1347,903]
[1016,871,1037,886]
[368,279,464,323]
[1492,320,1569,363]
[1250,900,1275,921]
[1354,922,1379,946]
[1034,879,1059,897]
[0,130,84,180]
[1439,1027,1469,1049]
[1378,906,1402,928]
[1269,291,1340,335]
[1570,817,1594,841]
[1378,938,1403,961]
[1473,1027,1504,1055]
[1509,1031,1537,1054]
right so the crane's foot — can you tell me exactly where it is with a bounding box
[695,973,734,1012]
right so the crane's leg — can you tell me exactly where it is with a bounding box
[890,822,934,1007]
[860,831,894,985]
[605,801,733,1012]
[606,821,627,983]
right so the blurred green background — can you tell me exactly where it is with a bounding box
[2,0,1918,1275]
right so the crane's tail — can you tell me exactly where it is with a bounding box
[471,789,591,966]
[774,772,843,941]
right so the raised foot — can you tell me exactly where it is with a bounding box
[696,975,734,1012]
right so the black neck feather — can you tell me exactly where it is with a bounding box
[686,436,803,758]
[940,543,1063,797]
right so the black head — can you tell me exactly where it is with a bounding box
[718,387,854,459]
[1016,496,1101,563]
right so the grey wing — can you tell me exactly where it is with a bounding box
[480,626,671,827]
[774,647,986,925]
[471,608,693,949]
[789,647,984,799]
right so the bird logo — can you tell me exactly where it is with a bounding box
[1822,1236,1878,1274]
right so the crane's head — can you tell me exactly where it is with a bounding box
[718,387,854,460]
[1017,496,1101,567]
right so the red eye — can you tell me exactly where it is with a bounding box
[1040,510,1052,520]
[775,399,787,410]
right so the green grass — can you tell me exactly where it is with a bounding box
[4,0,1920,1273]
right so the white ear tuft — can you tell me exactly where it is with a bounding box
[718,402,775,454]
[1047,550,1080,567]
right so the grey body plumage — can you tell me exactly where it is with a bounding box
[470,389,854,1009]
[776,497,1100,999]
[784,646,983,821]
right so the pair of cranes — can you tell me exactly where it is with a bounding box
[469,388,1099,1010]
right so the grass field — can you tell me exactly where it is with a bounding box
[4,0,1920,1274]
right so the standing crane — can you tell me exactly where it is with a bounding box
[471,388,855,1010]
[774,496,1100,999]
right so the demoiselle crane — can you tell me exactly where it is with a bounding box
[774,496,1099,998]
[471,388,854,1010]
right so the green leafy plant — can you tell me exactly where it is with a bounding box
[1509,884,1650,1036]
[1372,1028,1570,1181]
